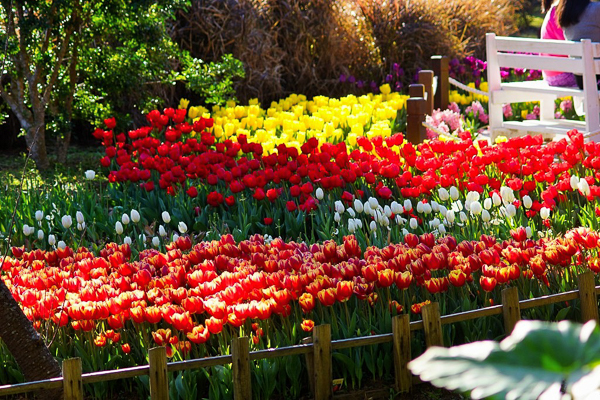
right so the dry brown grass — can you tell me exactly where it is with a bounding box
[170,0,523,104]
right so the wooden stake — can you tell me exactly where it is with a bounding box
[63,358,83,400]
[301,337,315,394]
[313,324,332,400]
[431,56,449,110]
[418,70,434,116]
[392,314,412,393]
[578,272,599,323]
[422,302,443,347]
[502,286,521,334]
[406,97,427,145]
[231,337,252,400]
[408,84,425,99]
[149,347,169,400]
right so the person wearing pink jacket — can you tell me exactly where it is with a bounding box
[541,0,578,87]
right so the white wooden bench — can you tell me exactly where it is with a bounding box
[486,33,600,141]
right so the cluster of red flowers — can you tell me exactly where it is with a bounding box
[95,111,599,218]
[3,228,598,350]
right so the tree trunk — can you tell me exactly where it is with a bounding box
[0,280,61,382]
[25,121,50,171]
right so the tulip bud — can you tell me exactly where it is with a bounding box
[335,201,345,214]
[354,219,363,229]
[578,179,590,196]
[381,215,390,227]
[438,187,449,201]
[526,226,533,238]
[492,193,502,207]
[363,201,372,215]
[570,175,579,191]
[334,213,341,223]
[483,198,492,210]
[384,205,392,218]
[391,201,403,214]
[152,236,160,247]
[178,221,188,234]
[159,225,167,237]
[48,234,56,246]
[348,220,356,233]
[316,188,324,200]
[354,199,364,213]
[130,209,140,223]
[61,215,72,229]
[540,207,551,220]
[459,212,467,223]
[449,186,459,201]
[23,224,32,236]
[84,170,96,180]
[523,195,533,209]
[438,205,447,216]
[37,230,44,241]
[35,210,43,221]
[77,222,85,231]
[404,199,413,212]
[506,204,517,218]
[402,228,409,236]
[416,202,424,213]
[58,241,66,250]
[347,207,356,218]
[124,236,132,245]
[76,211,84,224]
[115,221,124,235]
[369,197,379,209]
[470,201,482,215]
[438,224,446,235]
[409,218,418,229]
[121,213,130,225]
[162,211,171,224]
[370,220,377,231]
[446,210,455,224]
[481,209,491,222]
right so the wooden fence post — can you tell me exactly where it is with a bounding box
[431,56,449,111]
[301,337,315,394]
[149,347,169,400]
[578,272,599,323]
[418,70,434,116]
[313,324,332,400]
[406,97,427,145]
[502,287,521,334]
[392,314,412,393]
[422,302,443,347]
[231,336,252,400]
[63,358,83,400]
[408,83,425,99]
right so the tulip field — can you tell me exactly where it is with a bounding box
[1,59,600,399]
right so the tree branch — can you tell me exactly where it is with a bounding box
[31,0,58,89]
[41,17,74,107]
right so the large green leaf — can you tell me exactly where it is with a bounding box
[409,320,600,400]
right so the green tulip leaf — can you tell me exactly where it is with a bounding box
[409,320,600,400]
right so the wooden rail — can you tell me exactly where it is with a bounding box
[1,272,598,400]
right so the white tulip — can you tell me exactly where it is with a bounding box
[354,199,363,213]
[159,225,167,237]
[354,219,363,229]
[404,199,413,212]
[500,186,515,204]
[429,218,441,228]
[402,228,409,236]
[347,208,356,218]
[316,188,324,200]
[48,234,56,246]
[368,197,379,209]
[483,198,492,210]
[438,205,448,216]
[121,213,130,225]
[438,224,446,235]
[416,202,424,213]
[23,224,33,236]
[431,201,439,213]
[363,201,372,215]
[162,211,171,224]
[152,236,160,247]
[384,205,392,218]
[37,230,44,241]
[391,201,403,215]
[35,210,43,221]
[481,209,491,222]
[77,222,85,231]
[570,175,579,191]
[449,186,459,201]
[334,201,345,214]
[422,203,432,214]
[334,213,341,223]
[84,170,96,180]
[58,240,66,250]
[178,221,188,234]
[130,209,140,223]
[76,211,84,224]
[526,226,533,238]
[506,204,517,218]
[578,179,591,196]
[446,210,455,224]
[115,221,124,235]
[61,215,72,229]
[438,187,450,201]
[459,212,467,223]
[540,207,551,220]
[348,219,356,233]
[124,236,132,245]
[369,220,377,231]
[409,218,418,229]
[395,215,405,225]
[470,201,482,215]
[172,233,180,242]
[492,192,502,207]
[522,195,533,209]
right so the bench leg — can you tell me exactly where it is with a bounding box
[539,95,556,122]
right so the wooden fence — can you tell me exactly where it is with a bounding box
[1,271,598,400]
